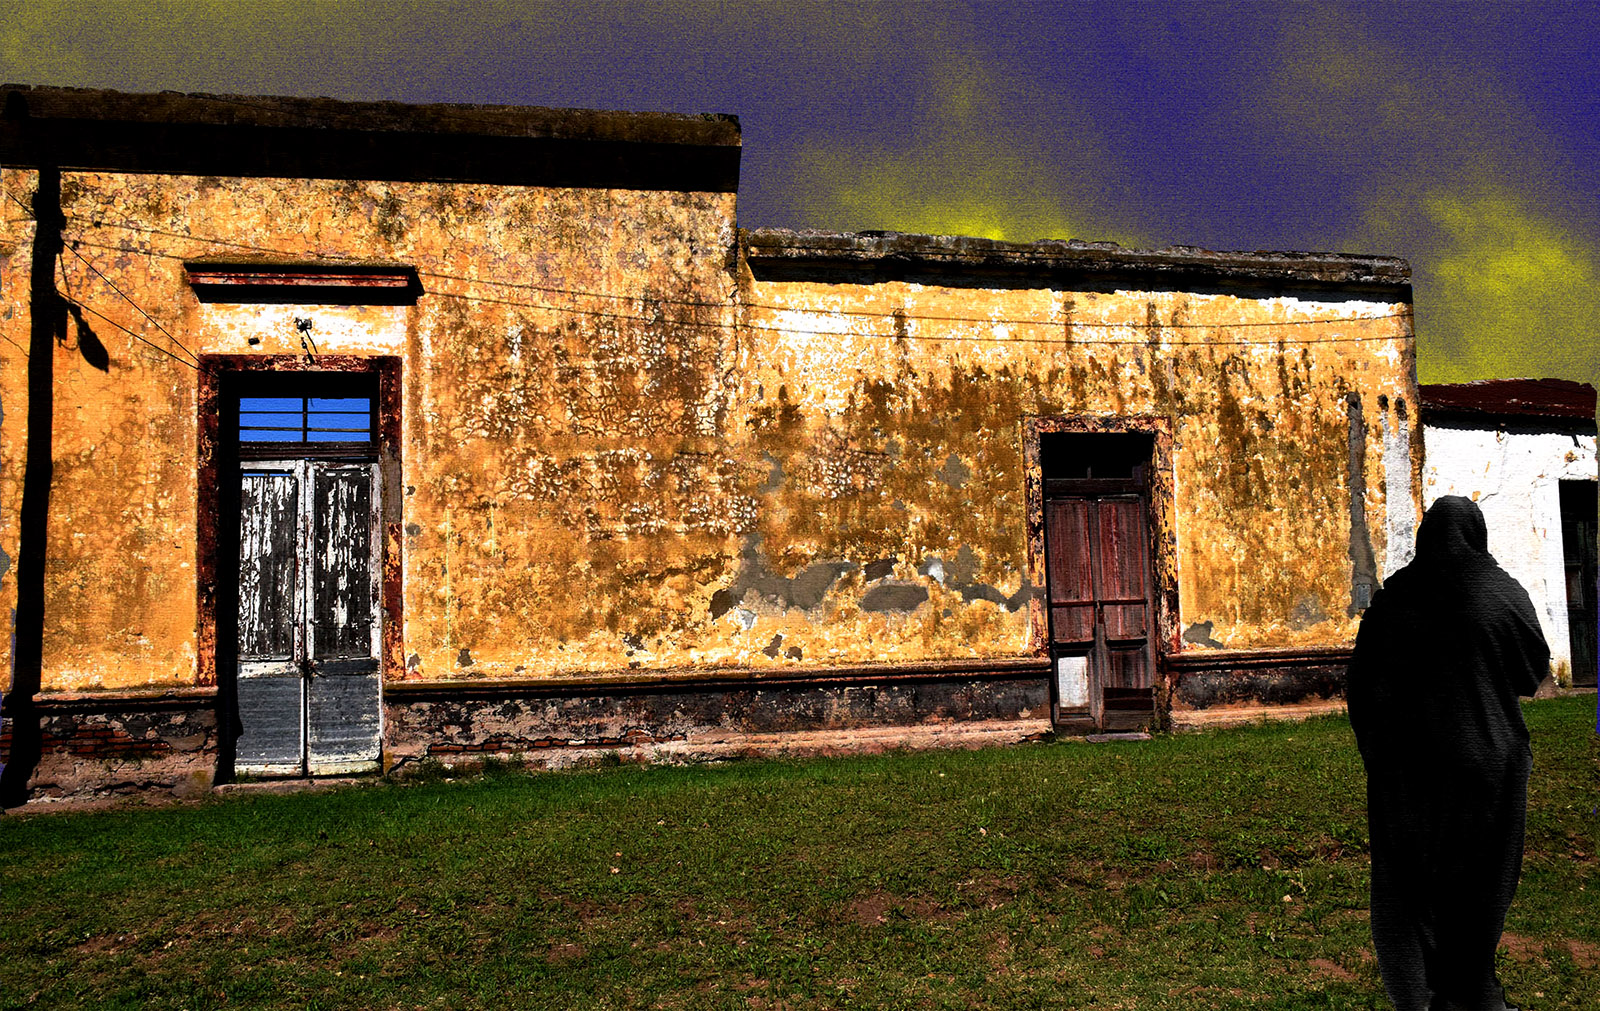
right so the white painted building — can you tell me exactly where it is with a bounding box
[1420,379,1598,687]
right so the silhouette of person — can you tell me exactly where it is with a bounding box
[1347,496,1549,1011]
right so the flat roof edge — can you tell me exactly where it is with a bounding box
[0,84,741,191]
[2,84,741,146]
[743,228,1412,293]
[1420,379,1598,423]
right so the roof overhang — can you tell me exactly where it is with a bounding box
[1,85,741,193]
[1420,379,1598,432]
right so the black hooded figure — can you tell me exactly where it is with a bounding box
[1347,496,1550,1011]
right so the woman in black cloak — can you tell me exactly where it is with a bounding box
[1347,496,1550,1011]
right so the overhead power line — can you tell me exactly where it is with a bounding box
[0,196,1416,379]
[57,222,1411,347]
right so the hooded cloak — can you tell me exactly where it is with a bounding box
[1347,495,1549,1010]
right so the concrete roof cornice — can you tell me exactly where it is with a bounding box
[0,84,741,192]
[741,228,1413,298]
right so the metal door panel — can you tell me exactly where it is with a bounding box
[236,666,305,775]
[307,663,382,774]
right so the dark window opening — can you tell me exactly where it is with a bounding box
[1041,432,1152,486]
[1559,479,1597,686]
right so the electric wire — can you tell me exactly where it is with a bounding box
[61,292,205,374]
[61,236,1411,350]
[0,196,1417,377]
[5,189,209,371]
[0,330,29,359]
[61,242,202,364]
[58,215,1413,338]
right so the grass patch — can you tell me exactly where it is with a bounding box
[2,697,1595,1009]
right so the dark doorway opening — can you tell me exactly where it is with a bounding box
[219,370,384,777]
[1040,432,1158,731]
[1559,480,1597,687]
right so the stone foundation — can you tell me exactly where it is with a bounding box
[4,688,219,800]
[1166,647,1351,728]
[382,662,1053,774]
[5,649,1367,800]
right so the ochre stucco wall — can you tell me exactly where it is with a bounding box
[2,168,740,691]
[1,166,1418,695]
[734,273,1418,665]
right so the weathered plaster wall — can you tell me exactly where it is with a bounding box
[2,168,741,692]
[1,167,201,693]
[2,163,1417,698]
[736,275,1419,660]
[1423,423,1597,677]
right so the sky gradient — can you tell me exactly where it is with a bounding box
[5,0,1597,390]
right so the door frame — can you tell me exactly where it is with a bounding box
[1023,416,1178,727]
[197,355,403,782]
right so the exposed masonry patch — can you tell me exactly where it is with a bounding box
[1183,621,1225,648]
[919,545,1039,611]
[457,648,474,667]
[864,557,897,581]
[1176,666,1345,708]
[1288,594,1328,631]
[406,652,422,670]
[759,451,785,493]
[861,583,930,612]
[709,536,859,619]
[762,635,784,658]
[936,453,971,488]
[710,540,1036,620]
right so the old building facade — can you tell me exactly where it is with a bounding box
[1,86,1420,800]
[1420,379,1598,688]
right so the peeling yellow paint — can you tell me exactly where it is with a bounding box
[1,165,1417,695]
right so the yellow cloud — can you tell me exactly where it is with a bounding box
[1264,9,1600,393]
[783,63,1142,247]
[1411,185,1600,388]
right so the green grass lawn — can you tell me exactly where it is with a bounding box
[2,696,1595,1010]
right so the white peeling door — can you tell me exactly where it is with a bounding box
[237,459,381,776]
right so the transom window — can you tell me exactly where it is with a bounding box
[239,396,373,443]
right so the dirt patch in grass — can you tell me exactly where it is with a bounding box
[1309,957,1357,981]
[845,891,951,926]
[1565,939,1599,969]
[986,931,1013,972]
[958,873,1022,909]
[1500,931,1548,962]
[547,942,585,962]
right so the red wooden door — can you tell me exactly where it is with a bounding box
[1045,494,1155,729]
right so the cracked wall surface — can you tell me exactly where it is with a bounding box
[737,270,1419,662]
[2,166,1419,697]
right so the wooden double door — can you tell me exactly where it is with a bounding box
[236,459,382,775]
[1041,435,1157,731]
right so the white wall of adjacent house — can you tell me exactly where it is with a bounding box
[1422,424,1598,680]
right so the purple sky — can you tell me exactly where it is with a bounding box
[6,1,1598,389]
